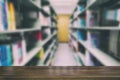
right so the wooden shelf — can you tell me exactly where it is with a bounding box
[72,33,120,66]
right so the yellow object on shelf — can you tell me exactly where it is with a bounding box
[37,48,44,59]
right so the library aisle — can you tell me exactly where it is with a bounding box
[52,43,77,66]
[0,0,120,67]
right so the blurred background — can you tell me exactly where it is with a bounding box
[0,0,120,66]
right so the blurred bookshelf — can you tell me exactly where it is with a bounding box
[0,0,58,66]
[69,0,120,66]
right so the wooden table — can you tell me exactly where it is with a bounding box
[0,67,120,80]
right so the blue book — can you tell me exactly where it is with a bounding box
[3,0,8,30]
[76,31,86,40]
[0,45,7,66]
[90,32,100,48]
[0,0,8,30]
[6,45,12,66]
[0,45,12,66]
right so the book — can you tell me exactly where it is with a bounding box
[109,31,119,59]
[105,9,120,22]
[6,45,12,66]
[8,2,16,30]
[90,32,100,48]
[0,45,12,66]
[12,41,23,65]
[0,45,7,66]
[37,48,44,60]
[0,0,6,31]
[76,31,86,40]
[78,18,86,27]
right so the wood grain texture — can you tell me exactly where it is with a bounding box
[0,67,120,80]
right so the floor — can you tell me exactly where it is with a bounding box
[52,43,77,66]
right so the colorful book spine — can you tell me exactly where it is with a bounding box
[90,32,100,48]
[17,41,23,64]
[106,9,120,21]
[8,2,16,30]
[37,48,44,60]
[5,0,9,30]
[78,18,86,27]
[0,45,12,66]
[6,45,12,66]
[77,31,86,40]
[0,0,5,31]
[0,46,7,66]
[3,0,8,30]
[12,41,23,65]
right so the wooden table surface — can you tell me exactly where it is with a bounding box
[0,67,120,80]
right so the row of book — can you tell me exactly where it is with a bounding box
[0,28,53,66]
[26,39,57,66]
[0,41,23,66]
[0,0,53,31]
[105,9,120,22]
[70,32,104,66]
[0,0,16,31]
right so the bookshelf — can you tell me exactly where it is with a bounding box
[69,0,120,66]
[0,0,58,66]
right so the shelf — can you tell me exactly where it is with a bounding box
[42,26,51,28]
[71,0,111,22]
[50,6,57,16]
[42,25,57,28]
[73,53,82,66]
[51,17,57,23]
[45,50,54,66]
[77,52,85,64]
[0,28,41,34]
[41,9,50,17]
[41,40,56,64]
[71,10,86,23]
[70,27,120,31]
[41,31,57,46]
[88,0,119,10]
[51,27,58,29]
[21,0,41,11]
[71,33,120,66]
[70,49,82,66]
[70,0,86,19]
[13,32,57,66]
[13,43,42,66]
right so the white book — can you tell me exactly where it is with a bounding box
[116,9,120,21]
[12,43,19,66]
[21,40,27,61]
